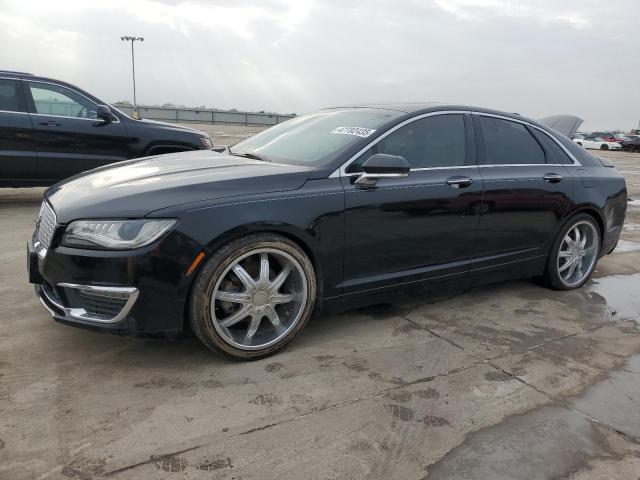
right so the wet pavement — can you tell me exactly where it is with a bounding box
[1,150,640,479]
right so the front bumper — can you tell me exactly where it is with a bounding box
[28,230,201,336]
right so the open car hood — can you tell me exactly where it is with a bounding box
[537,115,584,138]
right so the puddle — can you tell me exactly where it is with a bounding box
[612,239,640,253]
[425,405,613,479]
[586,274,640,322]
[572,355,640,438]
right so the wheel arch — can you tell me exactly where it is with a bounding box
[182,224,325,332]
[559,205,606,251]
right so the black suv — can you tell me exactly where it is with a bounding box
[0,71,214,187]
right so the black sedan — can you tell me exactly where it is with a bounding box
[0,70,213,187]
[27,104,627,359]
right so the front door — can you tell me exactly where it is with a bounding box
[0,78,38,185]
[471,114,575,273]
[341,112,483,296]
[24,80,129,182]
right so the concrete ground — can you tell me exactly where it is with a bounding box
[1,146,640,480]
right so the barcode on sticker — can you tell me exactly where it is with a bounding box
[330,127,376,138]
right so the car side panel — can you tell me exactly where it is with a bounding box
[149,178,346,304]
[564,165,627,255]
[0,111,38,185]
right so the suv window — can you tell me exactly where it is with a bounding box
[353,114,466,170]
[531,129,574,164]
[27,81,98,119]
[478,116,545,165]
[0,79,25,113]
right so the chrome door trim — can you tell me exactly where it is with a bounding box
[330,110,470,178]
[0,109,29,115]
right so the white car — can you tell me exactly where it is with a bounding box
[573,137,622,151]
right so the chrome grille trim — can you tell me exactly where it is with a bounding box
[36,201,57,252]
[57,283,139,324]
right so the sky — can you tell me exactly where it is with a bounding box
[0,0,638,131]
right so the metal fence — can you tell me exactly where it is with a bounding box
[114,104,295,126]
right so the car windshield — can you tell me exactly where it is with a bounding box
[230,108,402,166]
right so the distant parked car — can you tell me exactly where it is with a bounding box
[0,70,214,187]
[621,137,640,152]
[589,132,616,143]
[574,136,622,151]
[613,133,631,143]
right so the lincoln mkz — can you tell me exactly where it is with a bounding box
[27,104,627,359]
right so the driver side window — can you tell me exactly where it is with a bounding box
[27,82,98,119]
[348,114,466,172]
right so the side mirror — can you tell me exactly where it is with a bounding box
[96,104,114,123]
[355,153,410,186]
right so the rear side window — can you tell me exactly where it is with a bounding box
[531,129,574,164]
[0,79,25,113]
[477,116,545,165]
[353,114,466,170]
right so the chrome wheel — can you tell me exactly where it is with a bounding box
[557,220,599,287]
[211,248,308,350]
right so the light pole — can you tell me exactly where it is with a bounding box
[120,35,144,119]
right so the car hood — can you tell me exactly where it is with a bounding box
[45,150,313,223]
[537,115,584,138]
[136,118,206,136]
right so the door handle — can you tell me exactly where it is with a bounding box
[39,120,61,127]
[543,173,563,183]
[446,176,473,188]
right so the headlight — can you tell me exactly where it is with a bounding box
[61,219,177,250]
[200,137,213,149]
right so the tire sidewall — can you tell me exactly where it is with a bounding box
[190,234,317,359]
[546,214,601,290]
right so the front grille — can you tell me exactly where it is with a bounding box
[76,289,130,319]
[37,201,57,249]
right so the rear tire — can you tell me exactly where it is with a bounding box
[541,214,601,290]
[189,234,317,359]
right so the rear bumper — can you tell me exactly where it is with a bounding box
[601,188,627,256]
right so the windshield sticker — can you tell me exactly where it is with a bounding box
[330,126,376,138]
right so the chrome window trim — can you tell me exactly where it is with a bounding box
[56,283,139,324]
[0,109,28,115]
[25,79,121,124]
[330,110,470,178]
[471,111,581,167]
[330,109,581,178]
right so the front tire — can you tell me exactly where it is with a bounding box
[600,144,609,150]
[189,234,317,359]
[541,214,601,290]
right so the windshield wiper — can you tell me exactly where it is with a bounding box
[228,148,270,162]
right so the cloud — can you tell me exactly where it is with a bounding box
[0,0,637,130]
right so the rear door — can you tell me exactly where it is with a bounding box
[0,78,37,185]
[24,80,129,181]
[471,114,575,274]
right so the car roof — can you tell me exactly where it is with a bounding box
[326,102,535,125]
